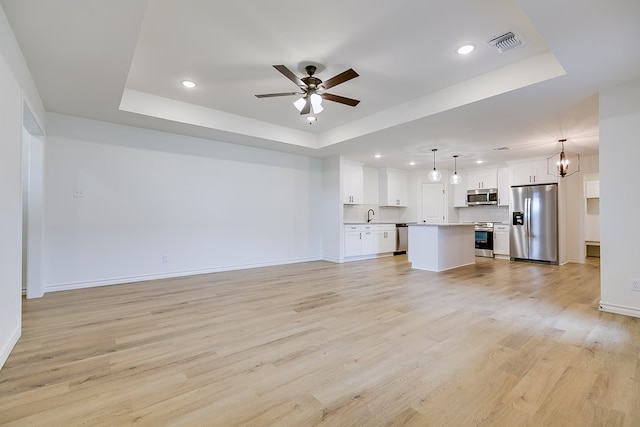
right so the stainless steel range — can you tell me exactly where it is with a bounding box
[474,222,494,258]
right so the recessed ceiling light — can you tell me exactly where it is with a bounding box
[476,160,484,164]
[181,80,196,88]
[374,154,382,159]
[409,161,416,166]
[457,44,475,55]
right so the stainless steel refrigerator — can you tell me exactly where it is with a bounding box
[510,184,558,264]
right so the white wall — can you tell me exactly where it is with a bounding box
[0,48,23,369]
[42,114,323,291]
[321,156,342,262]
[0,3,46,370]
[599,79,640,317]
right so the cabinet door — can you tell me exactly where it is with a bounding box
[374,226,397,253]
[493,225,510,255]
[510,163,533,186]
[344,231,361,257]
[384,230,397,252]
[497,167,509,206]
[452,171,468,207]
[467,167,497,190]
[531,158,557,184]
[585,180,600,198]
[379,168,408,207]
[361,230,375,255]
[342,162,364,204]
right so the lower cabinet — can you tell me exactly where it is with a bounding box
[344,224,396,258]
[374,224,396,254]
[493,224,510,257]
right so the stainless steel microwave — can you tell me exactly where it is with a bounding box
[467,188,498,205]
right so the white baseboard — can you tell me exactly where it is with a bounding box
[43,256,323,294]
[0,326,21,371]
[340,252,395,263]
[599,302,640,319]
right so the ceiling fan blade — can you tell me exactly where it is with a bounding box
[322,93,360,107]
[300,98,311,115]
[321,68,359,90]
[273,65,304,87]
[255,92,300,98]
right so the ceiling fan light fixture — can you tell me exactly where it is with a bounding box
[293,97,306,112]
[310,92,323,114]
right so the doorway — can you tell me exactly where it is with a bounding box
[21,102,45,299]
[421,183,445,224]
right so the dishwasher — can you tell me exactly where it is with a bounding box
[394,223,408,254]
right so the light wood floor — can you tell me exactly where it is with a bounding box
[1,256,638,426]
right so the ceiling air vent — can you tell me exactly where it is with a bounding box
[488,31,522,53]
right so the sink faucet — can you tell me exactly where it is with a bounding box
[367,209,375,223]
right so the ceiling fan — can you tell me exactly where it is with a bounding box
[255,65,360,115]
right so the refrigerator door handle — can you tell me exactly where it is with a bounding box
[525,197,531,237]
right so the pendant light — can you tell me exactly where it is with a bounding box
[450,155,462,185]
[547,139,580,178]
[428,148,442,182]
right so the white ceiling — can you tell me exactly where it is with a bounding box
[2,0,639,170]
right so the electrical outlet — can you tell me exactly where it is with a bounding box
[72,188,85,198]
[161,255,169,264]
[630,279,640,291]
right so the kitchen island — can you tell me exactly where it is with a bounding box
[408,223,475,272]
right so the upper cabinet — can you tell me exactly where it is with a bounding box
[342,160,364,204]
[452,170,468,207]
[466,167,498,190]
[509,158,557,186]
[379,168,408,207]
[585,180,600,198]
[497,167,509,206]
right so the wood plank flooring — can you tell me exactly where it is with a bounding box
[1,256,639,426]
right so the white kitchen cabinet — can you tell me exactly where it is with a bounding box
[585,180,600,198]
[466,167,497,190]
[342,160,364,204]
[344,224,374,257]
[379,168,408,207]
[497,167,509,206]
[361,228,374,255]
[374,224,396,253]
[452,170,468,207]
[509,158,557,186]
[493,224,510,257]
[344,226,362,257]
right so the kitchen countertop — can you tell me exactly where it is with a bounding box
[409,223,474,227]
[343,222,409,225]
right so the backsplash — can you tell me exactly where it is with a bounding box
[457,205,509,223]
[343,204,410,224]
